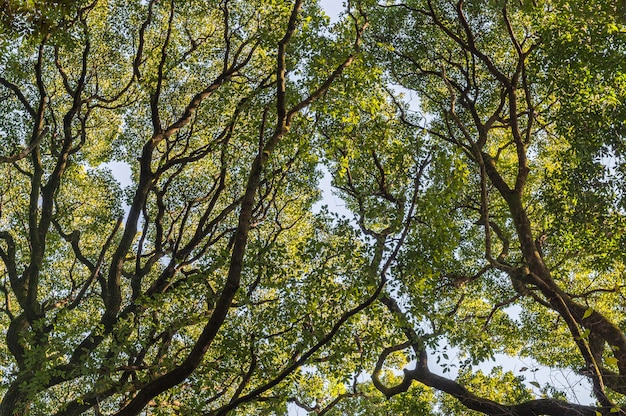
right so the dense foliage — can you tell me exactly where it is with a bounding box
[0,0,624,415]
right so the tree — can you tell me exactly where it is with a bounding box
[0,1,380,414]
[359,0,626,414]
[1,0,625,415]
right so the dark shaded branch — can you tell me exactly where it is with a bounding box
[0,76,36,117]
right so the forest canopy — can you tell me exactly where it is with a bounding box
[0,0,625,415]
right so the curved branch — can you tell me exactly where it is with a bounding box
[0,126,46,163]
[0,76,36,117]
[376,293,611,416]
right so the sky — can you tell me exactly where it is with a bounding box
[319,0,345,23]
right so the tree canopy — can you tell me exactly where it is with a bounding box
[0,0,624,415]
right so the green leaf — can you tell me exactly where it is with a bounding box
[583,308,593,319]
